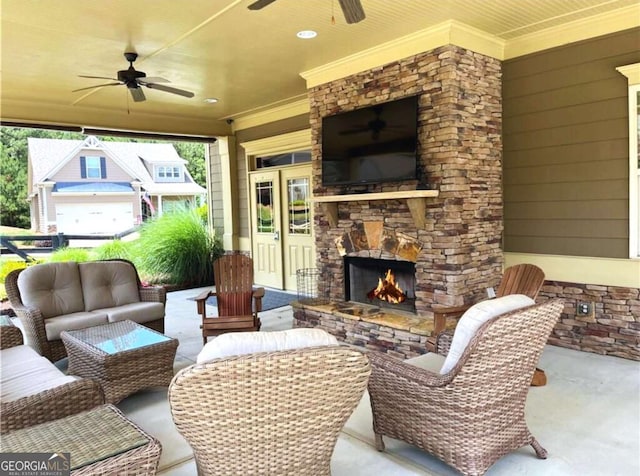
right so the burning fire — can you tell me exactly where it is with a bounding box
[367,269,406,304]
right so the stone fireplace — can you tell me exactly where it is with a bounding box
[293,44,505,358]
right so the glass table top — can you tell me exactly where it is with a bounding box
[66,320,172,355]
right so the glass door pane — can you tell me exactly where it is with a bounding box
[287,177,310,235]
[255,180,275,233]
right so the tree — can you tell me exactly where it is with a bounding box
[174,142,206,187]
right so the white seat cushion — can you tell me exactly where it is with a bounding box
[405,352,446,373]
[0,345,78,401]
[197,328,339,363]
[97,301,165,324]
[44,311,109,340]
[439,294,535,375]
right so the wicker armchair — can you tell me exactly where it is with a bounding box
[195,253,264,344]
[368,299,563,476]
[169,346,371,476]
[428,263,545,353]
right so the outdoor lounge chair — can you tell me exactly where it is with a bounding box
[168,344,370,476]
[195,253,264,344]
[368,298,563,476]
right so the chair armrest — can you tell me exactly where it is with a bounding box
[0,378,104,433]
[10,305,50,359]
[195,289,215,302]
[368,352,451,388]
[139,285,166,305]
[252,287,265,313]
[0,323,23,349]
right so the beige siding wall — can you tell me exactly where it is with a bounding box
[503,28,640,258]
[52,150,133,182]
[207,142,224,237]
[234,114,309,238]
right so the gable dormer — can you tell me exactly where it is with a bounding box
[154,164,184,182]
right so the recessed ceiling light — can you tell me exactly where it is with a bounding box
[204,98,218,103]
[297,30,317,39]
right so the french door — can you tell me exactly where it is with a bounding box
[249,165,314,290]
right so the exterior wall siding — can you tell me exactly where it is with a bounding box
[53,150,133,182]
[207,142,225,237]
[503,28,640,258]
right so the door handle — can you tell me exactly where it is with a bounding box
[274,230,280,241]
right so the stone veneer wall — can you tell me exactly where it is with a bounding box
[309,45,504,316]
[540,282,639,360]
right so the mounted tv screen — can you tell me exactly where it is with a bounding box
[321,95,419,186]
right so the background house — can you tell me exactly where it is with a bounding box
[27,136,205,234]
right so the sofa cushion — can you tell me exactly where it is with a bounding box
[44,311,109,341]
[79,261,140,311]
[0,345,78,402]
[17,262,85,318]
[405,352,447,374]
[96,302,165,324]
[439,294,535,375]
[197,328,339,363]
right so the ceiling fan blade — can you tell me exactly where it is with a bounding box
[247,0,277,10]
[129,86,146,102]
[139,77,170,84]
[79,75,119,81]
[144,82,194,98]
[338,0,365,24]
[72,82,122,92]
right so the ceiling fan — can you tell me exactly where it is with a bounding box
[73,52,194,102]
[248,0,365,24]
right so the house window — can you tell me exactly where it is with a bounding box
[256,150,311,169]
[80,156,105,179]
[155,165,183,182]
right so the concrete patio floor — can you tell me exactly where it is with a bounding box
[117,288,639,475]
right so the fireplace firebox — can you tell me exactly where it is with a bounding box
[344,256,416,313]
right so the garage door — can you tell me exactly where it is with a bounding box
[56,203,134,235]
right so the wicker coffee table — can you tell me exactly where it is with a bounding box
[1,404,161,475]
[61,320,178,404]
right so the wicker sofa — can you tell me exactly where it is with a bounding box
[0,323,104,433]
[6,259,166,362]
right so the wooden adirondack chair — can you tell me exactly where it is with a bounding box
[195,253,264,345]
[427,264,546,352]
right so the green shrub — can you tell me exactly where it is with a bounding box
[0,259,28,301]
[48,247,92,263]
[196,204,208,224]
[133,210,222,286]
[93,239,133,261]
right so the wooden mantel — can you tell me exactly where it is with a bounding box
[312,190,439,228]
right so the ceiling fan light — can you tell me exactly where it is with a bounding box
[296,30,317,39]
[204,98,218,103]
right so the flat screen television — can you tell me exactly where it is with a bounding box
[321,95,419,186]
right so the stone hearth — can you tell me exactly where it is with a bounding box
[292,300,455,360]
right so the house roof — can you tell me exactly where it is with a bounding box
[28,136,205,196]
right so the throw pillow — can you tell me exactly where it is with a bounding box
[197,328,339,363]
[439,294,535,374]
